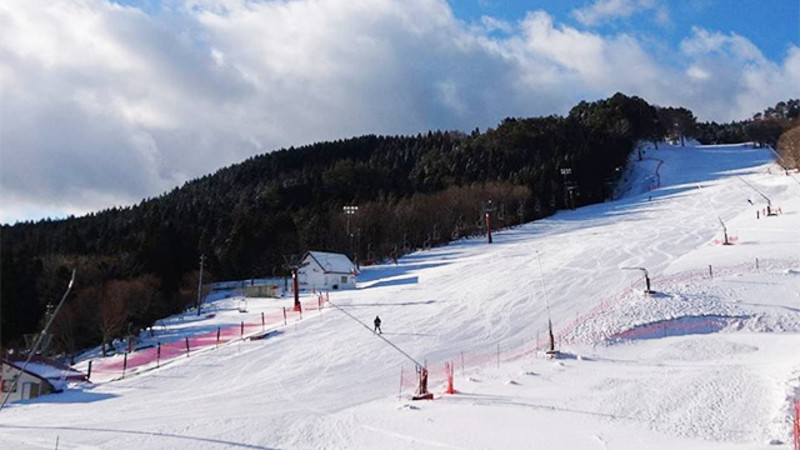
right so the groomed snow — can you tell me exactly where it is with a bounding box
[1,143,799,449]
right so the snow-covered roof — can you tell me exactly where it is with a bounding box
[2,358,87,388]
[1,359,54,388]
[304,251,355,274]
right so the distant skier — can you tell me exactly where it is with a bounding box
[373,315,382,334]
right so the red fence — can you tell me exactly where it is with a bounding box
[86,293,329,382]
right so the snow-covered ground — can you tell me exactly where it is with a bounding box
[1,143,799,449]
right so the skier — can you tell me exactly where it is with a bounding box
[373,315,382,334]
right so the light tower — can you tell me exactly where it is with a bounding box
[343,205,358,263]
[560,167,575,210]
[196,254,206,316]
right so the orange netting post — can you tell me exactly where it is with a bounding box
[444,362,455,394]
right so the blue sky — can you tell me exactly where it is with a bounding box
[2,0,799,224]
[445,1,798,61]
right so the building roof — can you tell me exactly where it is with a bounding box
[1,359,55,388]
[304,251,356,275]
[2,357,87,391]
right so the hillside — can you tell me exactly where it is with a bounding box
[1,142,798,449]
[1,92,659,353]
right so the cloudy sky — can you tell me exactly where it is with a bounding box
[1,0,798,224]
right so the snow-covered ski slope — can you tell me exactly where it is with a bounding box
[2,143,799,449]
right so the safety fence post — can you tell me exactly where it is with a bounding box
[444,362,455,394]
[122,351,128,378]
[262,312,265,331]
[240,321,244,339]
[794,398,799,450]
[185,337,190,356]
[283,307,287,326]
[216,327,221,348]
[157,342,161,368]
[87,360,92,381]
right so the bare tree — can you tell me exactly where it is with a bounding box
[98,281,128,356]
[777,123,800,169]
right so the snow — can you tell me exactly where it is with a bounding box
[1,143,799,449]
[306,251,357,274]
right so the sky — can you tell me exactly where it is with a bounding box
[1,0,799,224]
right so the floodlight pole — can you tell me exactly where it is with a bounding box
[622,267,653,295]
[560,168,573,210]
[196,254,206,316]
[343,205,358,263]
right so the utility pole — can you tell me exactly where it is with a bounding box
[196,254,206,316]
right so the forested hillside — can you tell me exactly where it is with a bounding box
[1,93,796,358]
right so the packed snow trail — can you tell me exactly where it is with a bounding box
[1,143,799,449]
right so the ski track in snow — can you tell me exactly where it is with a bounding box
[2,143,799,449]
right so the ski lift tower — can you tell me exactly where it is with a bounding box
[738,176,777,216]
[622,267,654,295]
[283,254,305,312]
[535,250,560,358]
[718,217,733,245]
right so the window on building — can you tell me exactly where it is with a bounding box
[341,276,347,283]
[1,375,18,393]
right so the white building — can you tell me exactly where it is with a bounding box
[1,358,87,403]
[1,359,55,402]
[297,251,357,291]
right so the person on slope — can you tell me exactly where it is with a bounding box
[374,315,382,334]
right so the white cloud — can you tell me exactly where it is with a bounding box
[572,0,670,27]
[673,28,800,121]
[0,0,797,223]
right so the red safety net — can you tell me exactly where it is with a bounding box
[87,293,329,382]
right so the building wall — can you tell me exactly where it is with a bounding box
[298,260,356,291]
